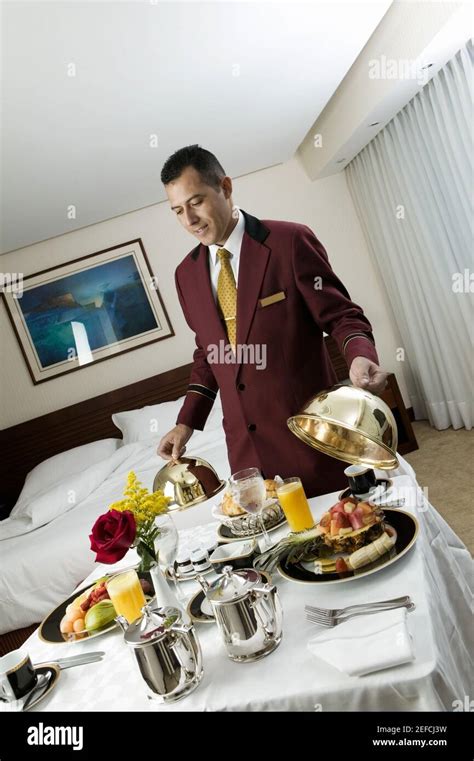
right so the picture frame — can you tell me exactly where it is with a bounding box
[2,239,174,384]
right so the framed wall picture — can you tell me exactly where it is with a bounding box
[2,239,174,384]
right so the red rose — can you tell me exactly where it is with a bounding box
[89,510,137,564]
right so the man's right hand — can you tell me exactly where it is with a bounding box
[157,424,193,461]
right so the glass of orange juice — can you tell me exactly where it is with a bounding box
[106,569,146,624]
[276,477,314,532]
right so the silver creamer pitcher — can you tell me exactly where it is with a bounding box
[117,605,203,703]
[197,566,283,662]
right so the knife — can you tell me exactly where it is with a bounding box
[35,651,105,670]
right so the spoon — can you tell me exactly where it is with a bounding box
[21,672,50,711]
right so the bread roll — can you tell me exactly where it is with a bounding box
[221,478,277,516]
[264,479,278,498]
[221,491,246,517]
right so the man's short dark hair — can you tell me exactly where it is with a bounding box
[160,144,226,190]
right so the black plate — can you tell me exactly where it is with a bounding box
[186,590,215,624]
[277,509,418,585]
[39,569,152,645]
[217,514,287,542]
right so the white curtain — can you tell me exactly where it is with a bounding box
[346,40,473,430]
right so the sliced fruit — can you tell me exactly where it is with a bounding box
[60,616,74,634]
[84,600,116,633]
[319,512,331,528]
[347,507,364,531]
[73,618,85,633]
[65,607,85,624]
[347,529,397,570]
[335,557,349,573]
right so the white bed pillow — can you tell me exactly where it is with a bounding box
[11,438,121,517]
[2,442,141,538]
[112,396,186,444]
[112,393,223,445]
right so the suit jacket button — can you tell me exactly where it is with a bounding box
[248,423,256,432]
[238,383,246,391]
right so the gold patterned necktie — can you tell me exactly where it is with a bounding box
[216,247,237,348]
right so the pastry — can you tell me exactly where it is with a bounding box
[264,479,278,498]
[221,491,246,517]
[221,478,278,516]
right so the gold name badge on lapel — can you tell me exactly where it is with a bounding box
[259,291,286,308]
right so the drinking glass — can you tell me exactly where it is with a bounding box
[275,477,314,532]
[229,467,271,548]
[106,569,147,624]
[153,514,182,600]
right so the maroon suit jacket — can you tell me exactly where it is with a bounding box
[175,209,379,497]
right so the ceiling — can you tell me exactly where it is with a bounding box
[0,0,392,254]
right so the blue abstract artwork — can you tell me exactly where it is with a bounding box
[18,255,159,368]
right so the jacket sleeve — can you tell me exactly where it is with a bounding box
[174,272,219,431]
[292,225,379,367]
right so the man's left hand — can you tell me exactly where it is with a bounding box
[349,356,388,396]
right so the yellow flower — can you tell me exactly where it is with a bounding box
[109,471,170,527]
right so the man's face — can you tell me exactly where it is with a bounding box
[165,166,234,246]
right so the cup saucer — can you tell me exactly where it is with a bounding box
[186,590,215,624]
[2,665,61,712]
[338,478,392,501]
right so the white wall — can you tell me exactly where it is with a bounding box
[0,156,410,428]
[297,0,465,179]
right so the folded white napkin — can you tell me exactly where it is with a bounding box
[307,608,415,677]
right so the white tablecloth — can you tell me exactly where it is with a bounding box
[12,476,473,712]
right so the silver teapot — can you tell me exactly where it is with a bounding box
[197,566,283,662]
[116,605,203,703]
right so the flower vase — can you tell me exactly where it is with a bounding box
[149,563,181,611]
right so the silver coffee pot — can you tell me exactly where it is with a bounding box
[197,566,283,662]
[116,605,203,703]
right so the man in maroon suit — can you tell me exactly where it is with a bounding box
[158,145,388,496]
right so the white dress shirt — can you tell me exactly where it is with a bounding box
[208,207,245,300]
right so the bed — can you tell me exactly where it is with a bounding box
[0,365,231,634]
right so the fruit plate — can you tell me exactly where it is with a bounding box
[38,570,152,645]
[277,509,419,586]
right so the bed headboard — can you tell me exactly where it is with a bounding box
[0,362,193,510]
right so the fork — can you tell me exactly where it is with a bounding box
[305,596,414,627]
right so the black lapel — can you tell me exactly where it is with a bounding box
[190,209,270,261]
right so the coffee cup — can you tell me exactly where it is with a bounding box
[344,464,377,496]
[0,649,37,702]
[175,551,193,576]
[191,548,211,573]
